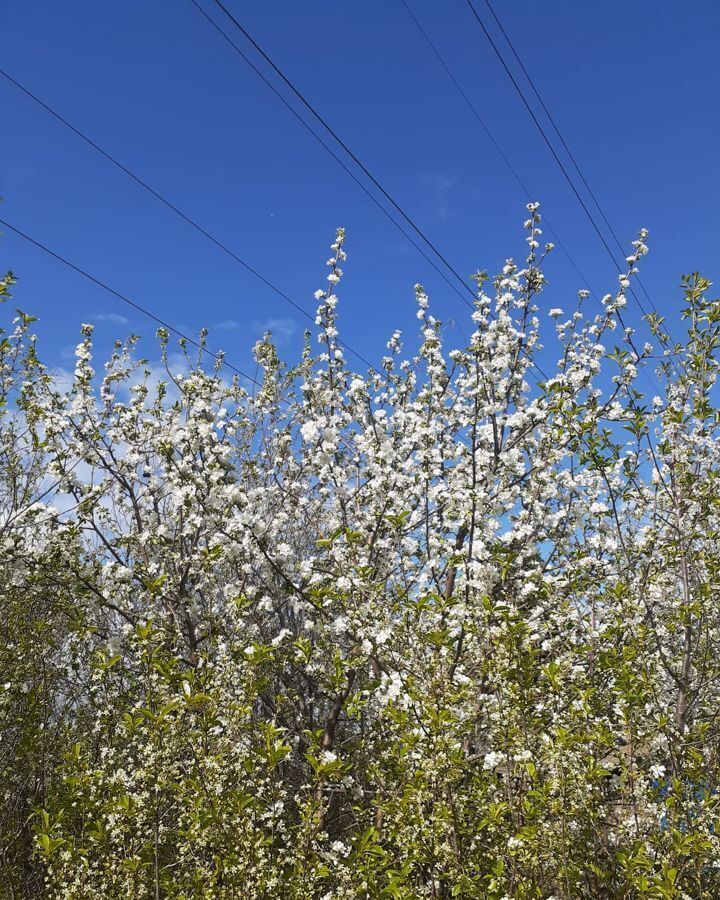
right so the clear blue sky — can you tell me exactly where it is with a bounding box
[2,0,719,379]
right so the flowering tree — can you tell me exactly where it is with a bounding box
[2,209,720,898]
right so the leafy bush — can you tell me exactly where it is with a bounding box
[2,211,720,897]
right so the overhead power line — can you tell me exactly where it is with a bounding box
[463,0,679,378]
[188,2,477,314]
[201,0,479,309]
[1,10,552,387]
[1,217,483,454]
[195,0,550,381]
[480,0,662,320]
[0,216,261,386]
[0,66,377,372]
[0,221,416,463]
[401,0,533,205]
[463,1,639,299]
[400,0,600,301]
[400,1,666,392]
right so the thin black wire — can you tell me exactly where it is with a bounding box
[190,2,534,417]
[402,1,665,393]
[0,13,549,387]
[463,0,678,381]
[203,1,480,307]
[0,216,262,387]
[0,218,480,454]
[189,3,480,313]
[401,0,600,302]
[482,0,661,318]
[196,0,551,381]
[0,68,491,406]
[0,68,543,404]
[463,1,638,294]
[185,14,558,401]
[0,67,379,373]
[0,222,412,485]
[402,0,533,204]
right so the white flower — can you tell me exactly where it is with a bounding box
[300,421,320,443]
[330,840,349,857]
[483,751,504,771]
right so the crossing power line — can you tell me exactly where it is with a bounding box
[398,1,668,392]
[0,218,483,454]
[400,0,601,302]
[462,0,679,375]
[200,2,478,308]
[0,216,261,387]
[0,220,414,463]
[0,66,378,372]
[195,0,552,380]
[463,1,639,296]
[480,0,661,317]
[189,1,478,313]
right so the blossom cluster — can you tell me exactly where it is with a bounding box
[1,218,720,898]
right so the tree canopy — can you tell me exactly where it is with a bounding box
[2,212,720,898]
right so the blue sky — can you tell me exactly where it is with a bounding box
[2,0,719,381]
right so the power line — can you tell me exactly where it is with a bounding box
[0,62,547,402]
[401,1,665,391]
[463,1,637,295]
[0,216,264,386]
[195,0,550,381]
[463,0,678,379]
[400,0,601,302]
[480,0,662,320]
[0,220,421,466]
[402,0,533,204]
[188,2,477,315]
[0,66,377,373]
[1,15,551,387]
[0,218,483,456]
[201,0,481,309]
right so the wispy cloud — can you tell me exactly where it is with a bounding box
[254,317,298,348]
[424,172,457,221]
[212,317,299,349]
[92,312,130,325]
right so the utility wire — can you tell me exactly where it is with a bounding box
[402,1,664,391]
[401,0,601,302]
[188,2,476,315]
[0,16,550,386]
[1,218,482,455]
[0,66,545,405]
[402,0,533,205]
[463,0,637,297]
[202,0,479,309]
[0,66,378,372]
[0,221,403,468]
[481,0,661,318]
[0,67,492,403]
[463,0,679,378]
[196,0,550,381]
[0,216,265,387]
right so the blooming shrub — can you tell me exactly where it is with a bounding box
[2,210,720,898]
